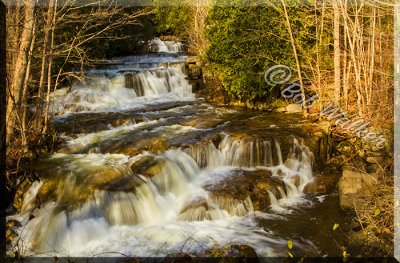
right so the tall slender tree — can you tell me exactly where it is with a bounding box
[333,0,341,105]
[6,0,36,148]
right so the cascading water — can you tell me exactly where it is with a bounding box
[49,38,193,115]
[7,38,339,258]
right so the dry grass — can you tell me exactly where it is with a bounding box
[349,157,394,256]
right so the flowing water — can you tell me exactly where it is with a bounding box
[7,38,350,258]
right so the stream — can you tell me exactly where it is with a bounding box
[7,38,351,258]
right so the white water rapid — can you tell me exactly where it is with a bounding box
[7,38,324,258]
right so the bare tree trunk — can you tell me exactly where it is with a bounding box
[20,23,36,150]
[343,30,349,111]
[343,0,349,111]
[0,1,7,210]
[190,0,210,55]
[6,0,35,147]
[367,7,376,117]
[339,0,363,116]
[280,0,306,111]
[333,0,341,106]
[43,2,57,134]
[6,6,22,91]
[37,0,56,131]
[315,1,326,112]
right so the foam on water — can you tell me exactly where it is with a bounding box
[48,39,191,116]
[11,135,316,257]
[10,38,321,258]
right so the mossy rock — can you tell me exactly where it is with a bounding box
[230,244,258,258]
[37,165,142,211]
[130,155,167,178]
[13,177,35,210]
[203,244,258,259]
[204,169,285,212]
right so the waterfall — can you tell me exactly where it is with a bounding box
[124,68,191,97]
[185,133,292,168]
[9,38,321,258]
[13,135,314,256]
[48,38,191,116]
[147,38,184,53]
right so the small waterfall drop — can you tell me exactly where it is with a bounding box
[13,135,314,256]
[49,38,192,116]
[8,38,324,258]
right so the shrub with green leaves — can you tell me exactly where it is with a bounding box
[204,3,326,102]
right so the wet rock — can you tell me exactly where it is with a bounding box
[179,198,212,221]
[13,178,34,210]
[304,127,332,169]
[181,118,226,129]
[88,168,142,192]
[230,244,258,258]
[210,133,222,149]
[110,137,169,156]
[111,117,143,127]
[289,175,302,187]
[36,164,143,211]
[203,169,286,212]
[286,103,302,113]
[304,174,340,194]
[130,155,167,178]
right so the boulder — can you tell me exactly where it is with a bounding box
[361,172,378,188]
[203,244,257,258]
[230,244,258,258]
[338,170,378,209]
[366,156,384,164]
[36,164,144,211]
